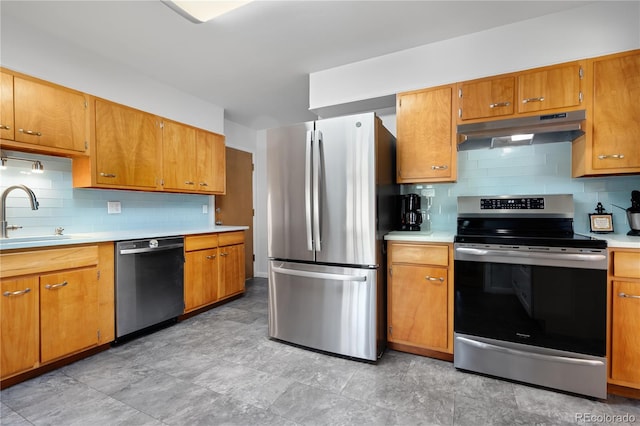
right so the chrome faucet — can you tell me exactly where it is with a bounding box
[1,185,39,238]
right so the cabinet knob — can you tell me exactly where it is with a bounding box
[0,124,10,130]
[220,252,229,257]
[425,276,444,282]
[184,181,195,185]
[18,128,42,136]
[206,255,216,260]
[199,182,208,187]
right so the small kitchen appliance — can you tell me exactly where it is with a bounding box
[399,193,422,231]
[627,190,640,236]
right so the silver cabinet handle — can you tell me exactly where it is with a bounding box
[522,97,545,103]
[206,254,216,259]
[199,182,208,187]
[18,128,42,136]
[425,276,444,282]
[431,165,448,170]
[220,252,228,257]
[184,181,195,185]
[45,281,68,290]
[0,124,11,130]
[3,288,31,297]
[619,292,640,299]
[489,102,511,108]
[597,154,625,160]
[100,172,116,178]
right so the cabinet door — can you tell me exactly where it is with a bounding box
[162,120,197,191]
[592,52,640,171]
[40,268,98,363]
[184,248,218,312]
[611,280,640,386]
[1,277,39,379]
[197,130,225,194]
[458,76,515,120]
[0,72,14,140]
[517,63,583,113]
[219,243,245,299]
[94,100,160,189]
[389,264,448,350]
[396,86,455,183]
[13,76,87,152]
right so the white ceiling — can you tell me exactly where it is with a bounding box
[1,1,593,129]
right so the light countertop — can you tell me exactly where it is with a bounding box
[0,225,249,251]
[384,230,639,249]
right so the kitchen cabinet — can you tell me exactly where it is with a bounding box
[218,231,245,300]
[184,231,245,313]
[457,76,515,121]
[162,121,226,194]
[0,243,114,384]
[573,50,640,176]
[73,99,161,190]
[609,248,640,391]
[396,85,457,183]
[387,242,454,359]
[517,62,583,114]
[0,68,89,155]
[1,277,39,379]
[184,234,220,312]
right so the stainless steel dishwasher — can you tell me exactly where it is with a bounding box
[115,236,185,341]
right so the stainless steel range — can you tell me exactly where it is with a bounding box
[453,194,608,399]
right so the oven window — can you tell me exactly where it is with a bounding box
[454,261,606,356]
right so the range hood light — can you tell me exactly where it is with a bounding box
[511,133,534,142]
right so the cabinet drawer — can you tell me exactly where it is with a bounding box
[185,234,219,252]
[613,251,640,279]
[218,231,244,247]
[390,243,449,266]
[0,246,99,279]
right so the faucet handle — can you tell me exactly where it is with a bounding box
[55,227,64,235]
[6,225,23,231]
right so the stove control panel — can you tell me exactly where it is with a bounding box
[480,197,545,210]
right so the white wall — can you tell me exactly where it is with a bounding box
[1,15,225,134]
[309,1,640,112]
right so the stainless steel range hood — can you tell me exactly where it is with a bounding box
[457,110,586,151]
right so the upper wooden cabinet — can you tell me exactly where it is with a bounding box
[457,61,584,122]
[517,62,583,114]
[0,69,89,155]
[458,76,515,120]
[73,99,161,190]
[396,85,457,183]
[573,50,640,176]
[161,121,226,194]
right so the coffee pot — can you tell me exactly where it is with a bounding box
[627,190,640,236]
[399,193,422,231]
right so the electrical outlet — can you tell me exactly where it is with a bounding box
[107,201,121,214]
[202,204,208,214]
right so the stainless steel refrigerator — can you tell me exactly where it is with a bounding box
[266,112,397,361]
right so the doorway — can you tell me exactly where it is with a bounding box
[216,147,254,278]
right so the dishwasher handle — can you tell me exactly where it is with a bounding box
[119,243,184,255]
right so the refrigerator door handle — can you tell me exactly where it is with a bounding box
[313,129,322,252]
[272,266,367,282]
[305,130,313,252]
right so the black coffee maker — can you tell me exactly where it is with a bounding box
[399,193,422,231]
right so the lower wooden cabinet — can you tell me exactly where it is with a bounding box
[184,231,245,313]
[0,243,114,382]
[387,241,454,358]
[609,248,640,390]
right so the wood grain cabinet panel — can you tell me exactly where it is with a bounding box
[218,242,245,300]
[458,76,515,120]
[40,268,99,363]
[517,62,583,114]
[162,120,197,191]
[0,71,14,140]
[611,280,640,386]
[396,85,456,183]
[184,248,219,312]
[0,277,39,379]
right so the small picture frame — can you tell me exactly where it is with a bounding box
[589,213,614,233]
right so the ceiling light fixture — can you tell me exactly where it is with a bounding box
[162,1,253,23]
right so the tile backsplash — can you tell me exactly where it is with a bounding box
[0,151,211,237]
[402,142,640,235]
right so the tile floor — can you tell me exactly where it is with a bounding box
[2,278,639,425]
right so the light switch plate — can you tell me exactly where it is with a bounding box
[107,201,121,214]
[202,204,208,214]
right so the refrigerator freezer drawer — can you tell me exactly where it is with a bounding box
[268,261,379,361]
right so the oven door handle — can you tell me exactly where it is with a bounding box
[456,336,605,367]
[455,247,606,262]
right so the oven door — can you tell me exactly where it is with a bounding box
[453,243,607,357]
